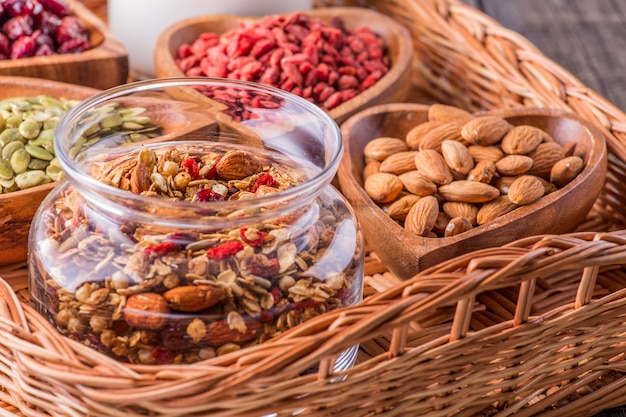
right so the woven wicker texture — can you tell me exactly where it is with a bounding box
[3,0,626,415]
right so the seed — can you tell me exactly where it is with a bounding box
[19,119,42,140]
[0,158,13,180]
[2,140,24,160]
[25,144,54,161]
[10,148,30,174]
[14,170,46,189]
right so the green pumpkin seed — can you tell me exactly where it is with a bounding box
[28,158,50,170]
[19,118,42,140]
[14,169,46,189]
[0,158,14,180]
[99,113,124,129]
[28,128,54,147]
[44,116,61,130]
[25,144,54,161]
[2,140,24,160]
[5,115,22,129]
[0,177,15,189]
[39,96,63,108]
[10,148,30,174]
[0,128,25,146]
[46,163,64,182]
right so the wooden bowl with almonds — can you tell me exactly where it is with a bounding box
[154,7,413,125]
[337,103,608,280]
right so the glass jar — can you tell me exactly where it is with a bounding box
[28,78,364,367]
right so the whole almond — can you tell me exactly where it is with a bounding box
[398,171,437,196]
[405,120,447,150]
[477,195,519,224]
[364,172,403,203]
[215,150,263,180]
[550,155,584,188]
[444,216,473,237]
[507,175,545,205]
[386,194,422,221]
[405,195,439,236]
[442,201,479,225]
[500,125,544,155]
[441,139,474,175]
[130,161,151,194]
[379,151,418,174]
[438,180,500,203]
[495,155,534,176]
[467,160,496,183]
[528,142,566,179]
[363,160,381,180]
[427,104,474,123]
[414,149,453,185]
[164,285,224,312]
[418,122,464,152]
[467,145,504,164]
[433,210,452,236]
[364,137,409,161]
[495,176,519,195]
[461,116,513,145]
[124,293,170,331]
[205,317,262,347]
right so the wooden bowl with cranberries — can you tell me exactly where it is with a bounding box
[0,0,128,89]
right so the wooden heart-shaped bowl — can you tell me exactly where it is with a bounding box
[154,7,413,125]
[0,0,128,89]
[337,103,608,280]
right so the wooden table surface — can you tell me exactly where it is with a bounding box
[3,1,623,416]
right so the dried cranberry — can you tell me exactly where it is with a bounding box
[151,345,178,364]
[0,34,9,56]
[57,37,89,53]
[38,0,68,17]
[3,15,33,40]
[33,30,54,49]
[4,0,41,17]
[252,173,276,193]
[55,15,87,44]
[143,241,177,257]
[196,188,224,202]
[239,227,267,247]
[10,33,36,58]
[181,157,200,180]
[204,156,221,180]
[34,9,61,35]
[35,43,53,55]
[206,241,244,260]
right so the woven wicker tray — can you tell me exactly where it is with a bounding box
[3,0,626,415]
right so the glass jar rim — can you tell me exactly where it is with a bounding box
[54,77,344,226]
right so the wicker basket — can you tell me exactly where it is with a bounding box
[3,0,626,415]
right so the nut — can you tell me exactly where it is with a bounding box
[364,172,403,203]
[444,217,473,237]
[418,122,464,152]
[550,156,584,188]
[467,160,496,183]
[495,155,534,176]
[204,317,262,347]
[379,151,418,174]
[215,150,263,180]
[461,116,513,145]
[477,195,519,224]
[500,125,544,155]
[405,120,447,150]
[528,142,566,179]
[441,139,474,175]
[124,293,170,331]
[442,201,479,225]
[397,171,437,196]
[438,180,500,203]
[130,161,151,194]
[427,104,474,123]
[385,194,421,221]
[414,149,453,185]
[164,285,225,312]
[467,145,504,163]
[364,137,409,161]
[405,195,439,236]
[507,175,546,205]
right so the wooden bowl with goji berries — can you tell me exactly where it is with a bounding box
[154,7,413,124]
[0,0,128,89]
[337,103,608,280]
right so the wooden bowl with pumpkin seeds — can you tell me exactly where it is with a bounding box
[0,76,102,266]
[337,103,608,280]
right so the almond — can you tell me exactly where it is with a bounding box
[507,175,545,205]
[405,195,439,236]
[433,210,452,236]
[461,116,513,145]
[500,125,544,155]
[418,122,464,152]
[467,160,496,183]
[441,139,474,175]
[550,155,584,188]
[386,194,421,221]
[528,142,566,179]
[379,151,418,174]
[442,201,479,225]
[427,104,474,123]
[495,155,534,176]
[405,120,447,150]
[205,317,262,347]
[364,137,409,161]
[164,285,224,312]
[476,195,519,224]
[438,180,500,203]
[215,150,263,180]
[364,172,403,203]
[414,149,453,185]
[444,216,473,237]
[130,161,151,194]
[398,171,437,196]
[124,293,170,331]
[363,160,381,180]
[467,145,504,164]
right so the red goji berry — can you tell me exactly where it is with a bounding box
[204,156,221,180]
[239,227,267,247]
[206,241,244,259]
[143,241,177,257]
[196,188,224,202]
[181,157,200,180]
[252,173,276,193]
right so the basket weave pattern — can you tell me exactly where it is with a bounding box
[3,0,626,415]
